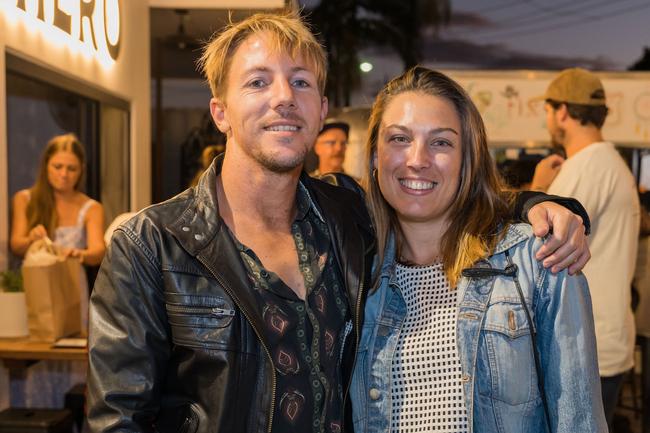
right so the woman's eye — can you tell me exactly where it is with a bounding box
[292,79,310,88]
[248,79,266,88]
[431,139,452,147]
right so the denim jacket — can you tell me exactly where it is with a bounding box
[350,223,607,433]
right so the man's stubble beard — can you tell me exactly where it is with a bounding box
[252,142,309,174]
[551,127,567,158]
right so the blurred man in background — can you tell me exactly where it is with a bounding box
[531,67,641,429]
[310,119,349,176]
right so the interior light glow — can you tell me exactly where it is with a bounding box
[360,62,373,73]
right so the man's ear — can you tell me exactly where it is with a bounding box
[556,103,569,123]
[319,96,329,128]
[210,97,230,134]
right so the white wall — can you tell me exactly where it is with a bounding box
[0,0,150,410]
[0,0,152,272]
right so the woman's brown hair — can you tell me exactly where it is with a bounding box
[27,133,86,235]
[362,67,513,287]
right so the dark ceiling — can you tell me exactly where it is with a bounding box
[150,8,275,79]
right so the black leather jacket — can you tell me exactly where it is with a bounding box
[87,157,375,433]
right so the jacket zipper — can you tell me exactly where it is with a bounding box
[196,256,277,433]
[341,253,366,431]
[166,305,236,317]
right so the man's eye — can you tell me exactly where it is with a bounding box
[390,135,409,144]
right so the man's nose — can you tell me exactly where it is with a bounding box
[271,79,296,110]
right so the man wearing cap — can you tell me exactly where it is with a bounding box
[531,67,641,427]
[310,119,350,177]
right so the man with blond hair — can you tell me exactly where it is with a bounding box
[88,13,371,433]
[88,12,590,433]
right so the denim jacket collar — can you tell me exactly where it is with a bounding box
[378,224,530,280]
[378,232,399,287]
[492,224,531,256]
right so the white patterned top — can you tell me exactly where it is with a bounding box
[390,262,469,433]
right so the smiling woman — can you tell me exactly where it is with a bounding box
[375,92,462,237]
[351,67,608,433]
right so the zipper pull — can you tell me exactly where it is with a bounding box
[212,307,235,317]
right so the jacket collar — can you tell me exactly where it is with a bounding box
[166,154,372,327]
[299,172,373,323]
[296,181,326,223]
[166,155,267,338]
[379,223,530,278]
[166,155,327,252]
[492,224,530,256]
[166,154,224,256]
[379,232,397,278]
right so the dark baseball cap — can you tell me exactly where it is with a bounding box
[319,119,350,136]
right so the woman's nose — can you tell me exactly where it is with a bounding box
[406,142,430,170]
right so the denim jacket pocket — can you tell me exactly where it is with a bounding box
[476,301,540,406]
[165,293,236,350]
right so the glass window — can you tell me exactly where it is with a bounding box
[6,58,131,267]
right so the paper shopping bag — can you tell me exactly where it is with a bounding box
[21,240,82,342]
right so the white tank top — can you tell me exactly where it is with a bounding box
[25,190,96,249]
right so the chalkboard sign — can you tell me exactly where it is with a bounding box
[447,70,650,148]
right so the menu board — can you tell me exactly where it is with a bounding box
[446,70,650,148]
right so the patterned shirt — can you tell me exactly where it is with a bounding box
[391,263,469,433]
[230,182,351,433]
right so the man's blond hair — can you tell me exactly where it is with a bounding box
[199,11,327,99]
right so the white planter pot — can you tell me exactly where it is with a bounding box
[0,292,29,337]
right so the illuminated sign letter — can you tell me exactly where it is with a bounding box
[53,0,72,35]
[79,0,97,50]
[104,0,121,61]
[12,0,121,62]
[16,0,45,20]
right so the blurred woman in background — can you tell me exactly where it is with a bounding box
[11,133,105,266]
[9,132,105,407]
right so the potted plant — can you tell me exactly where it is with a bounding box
[0,269,29,337]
